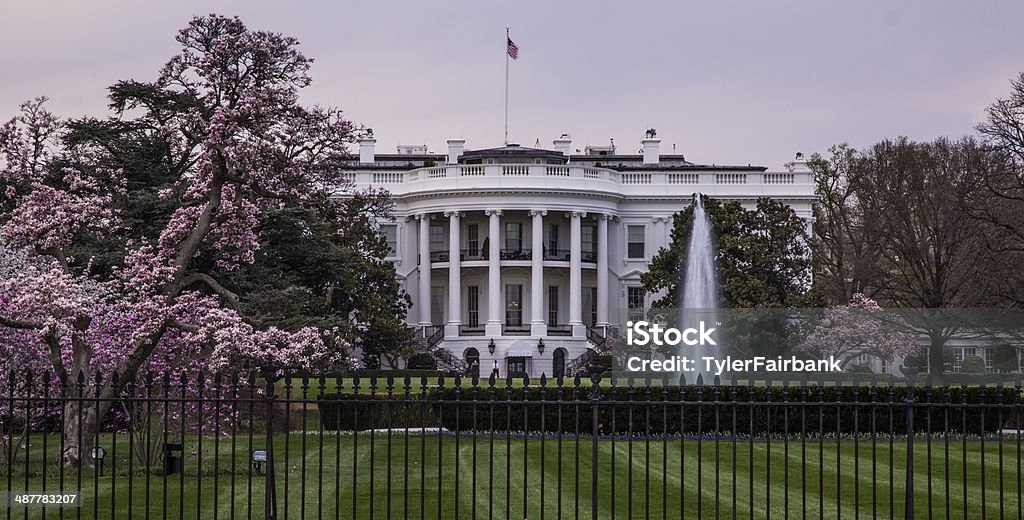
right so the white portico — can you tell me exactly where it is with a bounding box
[342,131,816,377]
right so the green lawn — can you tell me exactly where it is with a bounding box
[4,432,1022,519]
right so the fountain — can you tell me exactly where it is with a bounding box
[680,194,721,382]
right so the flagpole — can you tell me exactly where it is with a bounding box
[504,27,509,145]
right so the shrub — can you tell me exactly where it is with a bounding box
[318,384,1019,435]
[960,355,988,374]
[407,353,438,370]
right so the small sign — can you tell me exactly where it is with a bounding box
[252,450,267,462]
[90,447,106,460]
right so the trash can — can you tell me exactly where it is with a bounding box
[164,443,183,475]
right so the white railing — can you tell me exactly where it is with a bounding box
[372,172,404,184]
[667,173,699,184]
[715,173,747,184]
[502,165,529,176]
[341,165,811,195]
[763,173,795,184]
[621,173,652,184]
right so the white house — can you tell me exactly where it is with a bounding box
[341,131,816,377]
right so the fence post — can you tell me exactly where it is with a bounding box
[591,373,601,520]
[904,372,916,519]
[263,367,278,520]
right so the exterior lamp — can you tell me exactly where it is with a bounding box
[537,338,545,355]
[252,450,268,475]
[488,339,496,355]
[90,447,106,475]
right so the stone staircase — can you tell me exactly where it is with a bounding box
[410,326,469,375]
[565,326,618,376]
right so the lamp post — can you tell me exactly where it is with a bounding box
[488,339,496,355]
[537,338,545,355]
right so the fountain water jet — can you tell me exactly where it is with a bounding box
[680,194,721,382]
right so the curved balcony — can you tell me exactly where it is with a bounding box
[343,163,815,199]
[427,248,597,266]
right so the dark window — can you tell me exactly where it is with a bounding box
[381,224,397,257]
[548,286,559,326]
[508,357,528,378]
[467,285,479,327]
[505,222,522,251]
[505,284,523,326]
[430,225,445,253]
[547,223,560,253]
[627,286,645,322]
[627,225,645,259]
[553,348,567,379]
[467,224,479,257]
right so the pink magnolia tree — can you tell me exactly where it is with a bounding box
[0,15,366,466]
[798,293,921,369]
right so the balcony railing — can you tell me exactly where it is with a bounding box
[499,248,531,261]
[458,325,486,336]
[501,324,531,335]
[543,249,571,261]
[547,324,572,336]
[542,248,597,263]
[431,248,596,263]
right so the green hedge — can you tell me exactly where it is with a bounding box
[319,385,1021,435]
[318,394,441,431]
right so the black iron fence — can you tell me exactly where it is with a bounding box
[1,370,1023,519]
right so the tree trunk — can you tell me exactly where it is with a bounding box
[927,332,947,385]
[59,399,106,469]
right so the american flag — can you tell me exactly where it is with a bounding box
[507,37,519,60]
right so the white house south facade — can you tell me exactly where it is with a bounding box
[340,131,816,378]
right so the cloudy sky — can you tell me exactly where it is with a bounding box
[2,1,1021,169]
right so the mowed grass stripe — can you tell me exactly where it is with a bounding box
[4,432,1020,518]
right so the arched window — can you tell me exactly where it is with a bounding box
[553,347,567,379]
[464,347,480,378]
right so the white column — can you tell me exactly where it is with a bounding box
[569,211,586,336]
[530,210,547,336]
[446,211,462,336]
[486,210,502,336]
[417,213,432,327]
[596,214,610,329]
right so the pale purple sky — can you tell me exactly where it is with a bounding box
[2,1,1021,168]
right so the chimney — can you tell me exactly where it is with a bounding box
[641,133,661,165]
[358,136,376,164]
[553,134,572,161]
[789,152,810,172]
[447,139,466,164]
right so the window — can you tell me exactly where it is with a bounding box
[505,222,522,251]
[627,287,645,322]
[430,286,445,325]
[505,284,523,326]
[507,357,528,378]
[881,358,890,374]
[548,224,560,253]
[627,225,645,259]
[467,286,479,327]
[582,225,596,258]
[985,348,994,369]
[467,224,480,257]
[430,225,444,253]
[548,286,559,326]
[587,287,598,327]
[381,224,397,257]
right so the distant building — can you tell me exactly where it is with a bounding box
[341,132,815,377]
